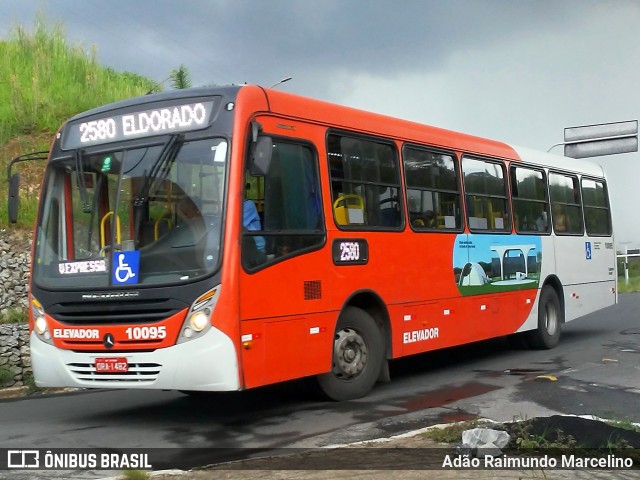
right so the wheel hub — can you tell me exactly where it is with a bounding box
[545,304,558,336]
[333,327,368,379]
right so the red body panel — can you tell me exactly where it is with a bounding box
[231,87,533,389]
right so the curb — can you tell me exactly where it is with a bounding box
[0,386,29,399]
[0,386,80,399]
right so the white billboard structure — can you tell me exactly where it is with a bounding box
[563,120,638,159]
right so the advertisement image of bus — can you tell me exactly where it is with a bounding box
[8,85,616,401]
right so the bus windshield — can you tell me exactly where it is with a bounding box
[33,137,227,288]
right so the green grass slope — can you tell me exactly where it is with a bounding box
[0,18,158,228]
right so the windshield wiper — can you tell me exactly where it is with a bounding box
[133,134,184,207]
[75,149,91,213]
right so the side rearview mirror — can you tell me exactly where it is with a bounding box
[8,173,20,224]
[250,136,273,176]
[6,150,48,224]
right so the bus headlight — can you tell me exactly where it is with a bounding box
[31,296,53,343]
[34,316,48,335]
[178,286,221,344]
[189,311,209,332]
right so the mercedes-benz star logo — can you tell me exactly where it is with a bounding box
[103,333,115,350]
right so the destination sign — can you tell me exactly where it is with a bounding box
[58,259,107,275]
[62,100,216,149]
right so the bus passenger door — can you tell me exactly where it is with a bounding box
[238,130,330,388]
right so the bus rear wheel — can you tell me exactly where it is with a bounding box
[527,287,562,349]
[316,306,384,401]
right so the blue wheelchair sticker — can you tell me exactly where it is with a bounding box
[585,241,592,260]
[112,251,140,285]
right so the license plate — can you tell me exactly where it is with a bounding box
[95,357,128,373]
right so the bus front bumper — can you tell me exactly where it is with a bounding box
[30,327,240,391]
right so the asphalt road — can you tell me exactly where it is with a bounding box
[1,292,639,473]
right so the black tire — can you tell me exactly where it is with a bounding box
[316,306,384,401]
[527,287,562,349]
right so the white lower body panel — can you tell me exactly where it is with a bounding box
[31,327,240,391]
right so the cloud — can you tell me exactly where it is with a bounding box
[2,0,640,241]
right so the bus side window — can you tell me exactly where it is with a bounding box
[403,145,462,231]
[511,165,550,235]
[462,156,510,233]
[581,177,612,236]
[328,133,402,229]
[549,172,584,235]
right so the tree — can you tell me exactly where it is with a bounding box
[169,64,192,89]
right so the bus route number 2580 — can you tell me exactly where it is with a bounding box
[332,239,369,266]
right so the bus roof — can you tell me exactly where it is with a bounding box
[260,87,606,178]
[64,84,606,179]
[261,86,517,160]
[511,145,606,178]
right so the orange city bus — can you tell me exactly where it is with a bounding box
[8,85,617,400]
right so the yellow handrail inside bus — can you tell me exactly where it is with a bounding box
[333,194,365,225]
[100,211,121,253]
[154,214,173,240]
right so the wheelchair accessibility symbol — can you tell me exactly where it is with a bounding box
[112,251,140,285]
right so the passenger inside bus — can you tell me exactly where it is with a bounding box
[552,203,567,232]
[535,211,549,232]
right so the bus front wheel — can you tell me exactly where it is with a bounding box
[527,287,562,349]
[316,306,384,401]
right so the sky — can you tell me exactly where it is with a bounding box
[2,0,640,245]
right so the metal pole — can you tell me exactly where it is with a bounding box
[269,77,293,89]
[625,245,629,285]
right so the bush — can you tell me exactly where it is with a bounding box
[0,367,15,387]
[0,308,28,324]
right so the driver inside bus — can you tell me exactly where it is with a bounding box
[243,199,266,252]
[176,194,206,243]
[242,199,267,267]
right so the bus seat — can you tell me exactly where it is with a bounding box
[154,214,173,240]
[378,193,400,227]
[333,194,365,225]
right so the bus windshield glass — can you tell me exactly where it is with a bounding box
[33,137,227,288]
